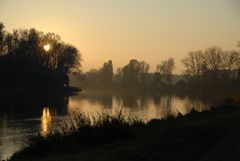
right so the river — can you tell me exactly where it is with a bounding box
[0,89,227,160]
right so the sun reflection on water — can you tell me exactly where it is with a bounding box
[41,107,52,137]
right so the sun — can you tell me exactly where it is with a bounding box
[43,44,51,51]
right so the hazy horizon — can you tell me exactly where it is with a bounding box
[1,0,240,73]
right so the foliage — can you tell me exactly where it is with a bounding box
[182,47,240,88]
[155,57,175,84]
[100,60,113,85]
[0,22,81,87]
[0,22,5,55]
[120,59,150,87]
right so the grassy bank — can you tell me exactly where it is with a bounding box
[8,103,240,161]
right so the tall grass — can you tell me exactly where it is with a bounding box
[9,105,240,161]
[10,111,144,160]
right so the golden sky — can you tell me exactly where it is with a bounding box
[1,0,240,73]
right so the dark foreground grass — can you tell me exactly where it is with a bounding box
[9,111,144,161]
[9,104,240,161]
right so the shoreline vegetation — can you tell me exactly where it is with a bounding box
[0,22,81,89]
[7,98,240,161]
[1,22,240,161]
[1,22,240,93]
[0,86,81,94]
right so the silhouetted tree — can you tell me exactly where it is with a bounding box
[139,61,150,86]
[115,68,123,85]
[100,60,113,86]
[203,47,222,84]
[182,46,240,88]
[122,59,141,86]
[117,59,151,87]
[153,71,161,86]
[234,51,240,86]
[219,50,239,84]
[156,58,175,84]
[0,22,6,55]
[182,50,205,85]
[0,22,81,87]
[84,69,101,87]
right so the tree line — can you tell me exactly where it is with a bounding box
[83,58,175,88]
[0,22,239,89]
[182,47,240,88]
[82,46,240,89]
[0,22,81,87]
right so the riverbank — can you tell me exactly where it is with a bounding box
[0,86,81,115]
[0,86,81,95]
[7,99,240,161]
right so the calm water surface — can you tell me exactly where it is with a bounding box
[0,90,226,160]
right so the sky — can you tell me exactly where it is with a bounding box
[0,0,240,73]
